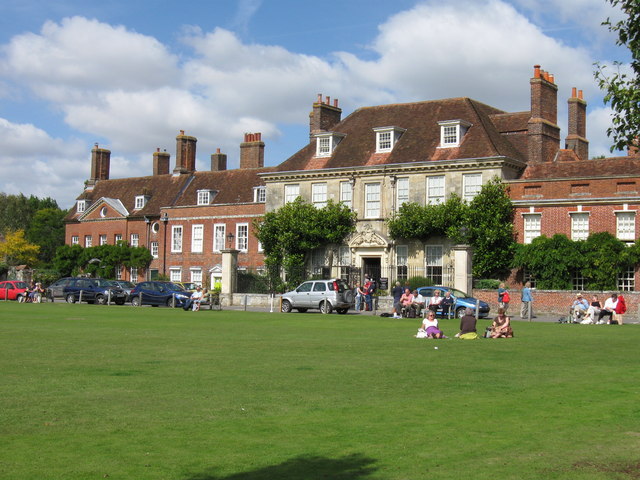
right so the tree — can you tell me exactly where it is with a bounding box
[0,193,59,234]
[0,230,40,266]
[388,178,515,278]
[51,243,153,278]
[254,198,356,291]
[594,0,640,152]
[26,208,67,264]
[466,178,516,277]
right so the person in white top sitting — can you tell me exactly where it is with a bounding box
[597,293,618,324]
[428,289,443,314]
[183,286,204,311]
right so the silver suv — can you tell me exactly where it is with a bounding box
[281,279,354,314]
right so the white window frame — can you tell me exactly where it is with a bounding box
[130,233,139,247]
[425,245,444,284]
[85,235,92,248]
[151,241,159,258]
[373,126,405,153]
[254,186,266,203]
[190,268,203,286]
[115,234,122,244]
[314,133,344,157]
[130,267,138,282]
[618,266,635,291]
[438,120,471,148]
[570,212,589,241]
[338,246,350,266]
[426,175,445,205]
[462,173,482,202]
[197,190,211,206]
[115,265,122,281]
[340,181,352,208]
[397,245,408,280]
[312,183,327,208]
[396,177,409,209]
[134,195,147,210]
[71,236,79,245]
[76,200,86,213]
[191,224,204,253]
[236,223,249,252]
[169,268,182,283]
[171,226,183,253]
[213,224,226,252]
[365,182,381,219]
[616,211,636,242]
[523,213,541,244]
[284,184,300,204]
[99,234,107,246]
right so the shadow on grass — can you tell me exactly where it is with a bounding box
[183,453,379,480]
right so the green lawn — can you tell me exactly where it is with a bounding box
[1,302,639,479]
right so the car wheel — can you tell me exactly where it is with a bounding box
[336,308,348,314]
[296,308,308,313]
[456,307,466,319]
[281,300,292,313]
[320,300,333,314]
[95,294,106,305]
[131,297,141,307]
[66,294,76,304]
[166,297,176,308]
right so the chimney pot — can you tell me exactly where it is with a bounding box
[578,90,583,100]
[571,87,577,98]
[334,98,339,108]
[216,147,221,154]
[533,65,541,78]
[325,96,330,104]
[317,93,322,103]
[549,74,555,84]
[179,130,185,135]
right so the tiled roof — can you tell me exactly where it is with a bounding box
[66,166,275,221]
[521,154,640,180]
[274,97,526,172]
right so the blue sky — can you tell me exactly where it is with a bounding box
[0,0,629,207]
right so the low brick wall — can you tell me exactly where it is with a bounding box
[472,288,638,320]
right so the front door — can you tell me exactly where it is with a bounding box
[362,257,381,283]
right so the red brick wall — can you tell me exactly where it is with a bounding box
[473,288,637,320]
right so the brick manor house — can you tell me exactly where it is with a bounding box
[65,65,640,291]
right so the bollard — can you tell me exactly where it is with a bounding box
[322,298,329,314]
[475,299,480,321]
[139,291,143,305]
[107,290,112,305]
[79,290,83,303]
[244,295,247,311]
[528,301,532,322]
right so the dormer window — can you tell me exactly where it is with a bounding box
[134,195,148,210]
[373,126,406,153]
[76,200,87,213]
[314,132,345,157]
[197,190,212,205]
[254,186,266,203]
[438,120,472,147]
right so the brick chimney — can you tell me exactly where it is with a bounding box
[173,130,197,174]
[309,94,342,138]
[565,87,589,160]
[527,65,560,163]
[211,148,227,171]
[240,133,264,169]
[629,139,639,157]
[89,143,110,184]
[153,148,170,175]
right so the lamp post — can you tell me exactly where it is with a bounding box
[226,232,235,249]
[161,212,168,277]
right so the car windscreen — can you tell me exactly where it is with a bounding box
[449,289,469,298]
[15,282,28,289]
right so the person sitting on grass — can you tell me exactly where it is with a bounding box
[571,293,589,323]
[455,308,478,339]
[581,295,602,324]
[490,307,513,338]
[422,311,445,339]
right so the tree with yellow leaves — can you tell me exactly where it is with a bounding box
[0,230,40,266]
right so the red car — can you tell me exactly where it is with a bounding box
[0,280,29,301]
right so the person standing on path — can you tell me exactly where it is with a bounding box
[520,281,533,319]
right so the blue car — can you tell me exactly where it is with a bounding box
[129,281,190,307]
[417,286,490,319]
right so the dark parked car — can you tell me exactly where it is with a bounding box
[417,286,490,319]
[129,281,190,307]
[46,277,73,301]
[62,278,127,305]
[110,280,136,299]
